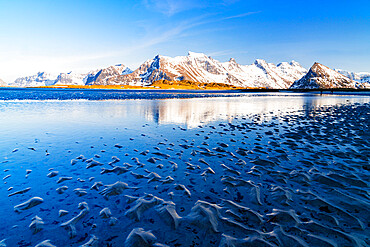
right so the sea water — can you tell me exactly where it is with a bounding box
[0,89,369,246]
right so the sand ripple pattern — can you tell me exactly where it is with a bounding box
[1,102,369,246]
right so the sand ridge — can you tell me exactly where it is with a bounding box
[1,101,369,246]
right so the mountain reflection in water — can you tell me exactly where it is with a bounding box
[1,94,369,131]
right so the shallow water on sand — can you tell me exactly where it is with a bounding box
[0,93,369,246]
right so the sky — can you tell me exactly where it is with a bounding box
[0,0,369,82]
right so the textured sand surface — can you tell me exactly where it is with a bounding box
[0,94,369,246]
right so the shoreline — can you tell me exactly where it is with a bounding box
[1,85,370,93]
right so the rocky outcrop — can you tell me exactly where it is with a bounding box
[290,63,359,89]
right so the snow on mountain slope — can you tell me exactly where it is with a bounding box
[334,69,370,81]
[361,75,370,83]
[221,59,288,88]
[0,78,6,86]
[109,55,174,86]
[111,52,307,88]
[335,69,370,88]
[11,72,58,87]
[11,64,132,87]
[277,61,308,84]
[290,63,359,89]
[86,64,133,85]
[11,71,85,87]
[54,71,89,85]
[358,75,370,88]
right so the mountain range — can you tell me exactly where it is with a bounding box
[0,78,6,86]
[334,69,370,83]
[104,52,308,89]
[9,65,133,87]
[2,52,369,89]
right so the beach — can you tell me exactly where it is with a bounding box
[0,90,369,246]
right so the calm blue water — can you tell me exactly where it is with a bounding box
[1,87,369,100]
[0,87,248,100]
[0,89,369,246]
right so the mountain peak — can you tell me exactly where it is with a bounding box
[289,60,300,66]
[229,58,237,63]
[312,62,323,68]
[111,64,132,75]
[310,62,335,73]
[290,62,357,89]
[254,59,267,66]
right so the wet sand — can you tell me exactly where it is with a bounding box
[0,94,369,246]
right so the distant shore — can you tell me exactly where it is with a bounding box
[25,86,370,93]
[1,82,370,93]
[34,81,248,90]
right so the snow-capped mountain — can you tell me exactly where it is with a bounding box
[111,52,308,89]
[86,64,132,85]
[334,69,370,82]
[11,64,132,87]
[290,63,360,89]
[362,76,370,84]
[8,52,369,89]
[54,71,90,86]
[0,78,6,86]
[334,69,370,88]
[11,72,58,87]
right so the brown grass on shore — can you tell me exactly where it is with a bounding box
[35,80,258,90]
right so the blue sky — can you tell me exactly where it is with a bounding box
[0,0,369,82]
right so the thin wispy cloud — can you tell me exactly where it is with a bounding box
[221,0,240,5]
[142,0,248,17]
[0,0,261,83]
[0,16,208,82]
[0,9,261,82]
[222,11,261,20]
[142,0,204,16]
